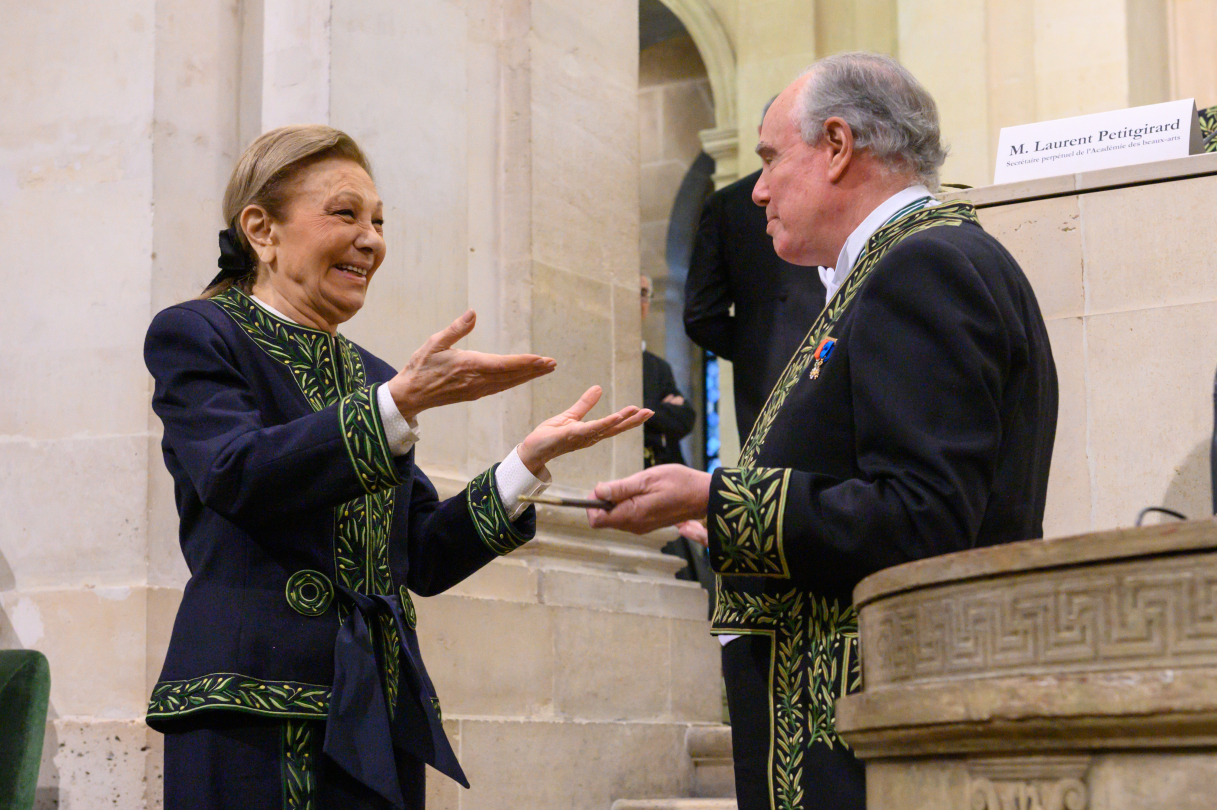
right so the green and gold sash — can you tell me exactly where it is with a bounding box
[738,198,979,469]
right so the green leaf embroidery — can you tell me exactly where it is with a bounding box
[281,719,317,810]
[378,613,401,718]
[198,290,404,714]
[466,467,529,556]
[705,201,975,806]
[147,675,330,719]
[711,468,791,576]
[713,587,860,806]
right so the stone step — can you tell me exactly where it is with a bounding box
[686,725,734,798]
[611,800,738,810]
[609,726,736,809]
[686,724,731,760]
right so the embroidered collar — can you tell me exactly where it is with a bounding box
[820,185,936,303]
[211,287,363,411]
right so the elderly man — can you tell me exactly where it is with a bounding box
[590,53,1058,810]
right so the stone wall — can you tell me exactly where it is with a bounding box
[2,0,169,805]
[943,153,1217,536]
[681,0,1217,188]
[898,0,1217,188]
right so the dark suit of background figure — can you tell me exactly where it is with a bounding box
[684,169,827,443]
[643,349,696,467]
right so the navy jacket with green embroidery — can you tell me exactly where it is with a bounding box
[143,288,533,793]
[709,213,1058,623]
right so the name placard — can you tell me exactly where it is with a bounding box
[993,99,1201,184]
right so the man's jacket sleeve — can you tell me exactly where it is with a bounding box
[683,192,737,359]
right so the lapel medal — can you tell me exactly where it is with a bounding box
[809,337,836,380]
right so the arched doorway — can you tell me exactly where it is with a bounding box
[639,0,718,467]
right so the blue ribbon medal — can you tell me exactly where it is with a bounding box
[809,337,836,380]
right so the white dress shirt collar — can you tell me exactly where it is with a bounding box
[818,184,935,304]
[250,294,298,325]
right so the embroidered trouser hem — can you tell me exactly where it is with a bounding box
[722,634,866,810]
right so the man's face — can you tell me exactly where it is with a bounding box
[752,77,834,267]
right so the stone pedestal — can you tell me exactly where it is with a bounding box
[837,519,1217,810]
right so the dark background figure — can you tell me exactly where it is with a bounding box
[684,103,827,446]
[641,274,696,467]
[641,274,712,599]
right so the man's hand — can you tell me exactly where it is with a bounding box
[662,393,685,406]
[586,464,712,534]
[388,310,557,421]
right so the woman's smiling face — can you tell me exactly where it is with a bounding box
[252,156,386,331]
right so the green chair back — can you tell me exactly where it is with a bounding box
[0,650,51,810]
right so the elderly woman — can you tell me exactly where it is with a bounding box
[144,124,650,810]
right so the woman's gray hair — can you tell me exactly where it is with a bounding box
[794,52,948,189]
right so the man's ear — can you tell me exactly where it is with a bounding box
[239,205,276,266]
[823,117,854,183]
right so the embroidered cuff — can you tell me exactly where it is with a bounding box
[339,384,407,494]
[466,465,532,556]
[495,447,551,520]
[708,467,792,577]
[375,383,421,456]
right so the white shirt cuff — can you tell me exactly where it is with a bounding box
[718,634,741,646]
[495,447,551,520]
[376,384,421,456]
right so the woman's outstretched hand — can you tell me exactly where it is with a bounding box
[388,310,557,421]
[517,386,653,476]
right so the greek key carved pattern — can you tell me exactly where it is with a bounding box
[865,553,1217,686]
[969,778,1087,810]
[967,757,1090,810]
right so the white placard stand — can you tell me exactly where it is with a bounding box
[994,99,1201,184]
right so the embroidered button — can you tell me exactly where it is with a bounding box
[399,586,417,630]
[286,570,334,617]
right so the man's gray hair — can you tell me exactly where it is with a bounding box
[795,52,948,189]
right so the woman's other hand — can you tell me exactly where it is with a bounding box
[388,310,557,421]
[516,386,652,476]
